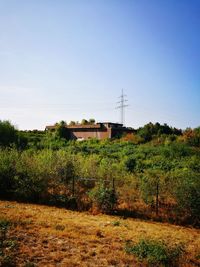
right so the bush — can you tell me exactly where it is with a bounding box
[0,149,18,198]
[0,219,11,255]
[0,219,17,267]
[14,151,50,202]
[48,194,69,207]
[124,156,136,172]
[174,170,200,225]
[125,238,184,266]
[0,121,17,147]
[89,182,118,213]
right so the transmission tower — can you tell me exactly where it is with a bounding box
[116,89,128,125]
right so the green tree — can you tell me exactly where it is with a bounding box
[69,121,76,126]
[174,170,200,225]
[0,120,17,147]
[81,119,88,125]
[89,118,95,124]
[89,181,118,213]
[140,170,167,215]
[0,149,18,198]
[137,122,181,142]
[124,156,136,172]
[55,121,69,139]
[14,150,51,202]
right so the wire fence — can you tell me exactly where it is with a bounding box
[70,177,116,196]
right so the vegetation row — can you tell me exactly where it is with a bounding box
[0,120,200,227]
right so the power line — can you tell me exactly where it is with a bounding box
[116,89,128,125]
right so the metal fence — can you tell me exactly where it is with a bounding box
[70,177,116,196]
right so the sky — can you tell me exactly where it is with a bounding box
[0,0,199,130]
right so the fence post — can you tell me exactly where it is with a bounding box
[72,176,75,196]
[156,181,159,216]
[112,177,115,191]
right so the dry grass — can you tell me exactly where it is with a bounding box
[0,200,200,266]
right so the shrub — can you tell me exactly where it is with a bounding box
[14,151,50,202]
[125,238,184,266]
[174,170,200,225]
[124,156,136,172]
[112,220,120,226]
[0,120,17,147]
[0,219,11,252]
[0,149,18,198]
[0,219,17,267]
[89,182,118,213]
[48,194,69,207]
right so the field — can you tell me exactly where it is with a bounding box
[0,200,200,266]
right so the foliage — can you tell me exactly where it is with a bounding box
[124,156,136,172]
[0,149,18,198]
[81,119,88,125]
[137,122,182,142]
[1,119,200,225]
[112,220,121,226]
[55,123,69,140]
[69,121,76,126]
[0,120,17,147]
[16,131,28,149]
[13,150,50,202]
[174,170,200,224]
[0,218,11,253]
[0,218,17,267]
[122,133,144,144]
[180,127,200,147]
[0,219,10,231]
[89,182,118,213]
[125,238,184,266]
[89,118,95,124]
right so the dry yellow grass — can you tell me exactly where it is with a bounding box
[0,200,200,266]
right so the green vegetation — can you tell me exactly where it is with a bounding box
[0,218,17,266]
[0,120,200,226]
[89,181,118,213]
[125,238,184,266]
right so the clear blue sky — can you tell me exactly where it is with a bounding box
[0,0,199,130]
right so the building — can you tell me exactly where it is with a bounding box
[45,122,135,140]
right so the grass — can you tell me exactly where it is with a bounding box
[0,218,18,266]
[0,200,200,266]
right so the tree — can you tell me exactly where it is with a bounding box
[89,181,118,213]
[55,121,69,139]
[59,120,67,126]
[137,122,182,142]
[140,170,167,215]
[122,133,144,144]
[89,118,95,124]
[0,120,17,147]
[16,131,28,149]
[124,156,136,172]
[174,170,200,225]
[0,149,18,198]
[69,121,76,126]
[81,119,88,125]
[180,127,200,147]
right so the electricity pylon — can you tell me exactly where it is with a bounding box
[116,89,128,126]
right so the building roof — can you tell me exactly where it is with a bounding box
[98,122,123,126]
[45,124,102,130]
[67,124,101,129]
[45,122,131,130]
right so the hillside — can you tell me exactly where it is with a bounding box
[0,200,200,266]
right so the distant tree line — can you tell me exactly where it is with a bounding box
[2,119,199,149]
